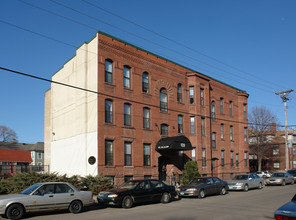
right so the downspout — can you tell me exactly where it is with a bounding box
[209,84,213,176]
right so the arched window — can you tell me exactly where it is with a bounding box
[142,72,149,93]
[105,59,113,83]
[160,88,168,112]
[105,99,113,123]
[211,101,216,120]
[177,83,182,102]
[124,103,131,126]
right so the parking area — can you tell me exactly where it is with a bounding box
[2,184,293,220]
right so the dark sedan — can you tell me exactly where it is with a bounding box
[97,179,177,208]
[274,194,296,219]
[178,177,228,199]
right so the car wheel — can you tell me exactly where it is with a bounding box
[282,180,286,186]
[69,200,83,214]
[122,196,133,209]
[258,182,263,189]
[220,187,226,195]
[161,192,171,203]
[6,204,24,220]
[243,184,249,192]
[198,189,205,199]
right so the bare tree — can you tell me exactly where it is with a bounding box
[248,106,277,171]
[0,126,18,142]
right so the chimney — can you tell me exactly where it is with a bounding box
[270,123,276,133]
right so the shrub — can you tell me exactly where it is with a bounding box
[182,160,200,184]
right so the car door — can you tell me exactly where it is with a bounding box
[132,181,152,203]
[52,183,75,209]
[28,184,56,212]
[204,178,215,195]
[213,177,222,194]
[150,180,165,201]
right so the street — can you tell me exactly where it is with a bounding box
[1,184,295,220]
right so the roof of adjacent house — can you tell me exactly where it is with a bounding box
[0,149,33,163]
[0,142,44,152]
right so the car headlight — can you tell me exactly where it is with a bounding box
[107,194,118,198]
[235,183,244,186]
[187,188,197,192]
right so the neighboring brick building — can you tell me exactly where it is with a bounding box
[249,125,296,172]
[44,31,249,184]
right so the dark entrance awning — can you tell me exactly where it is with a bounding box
[155,135,193,151]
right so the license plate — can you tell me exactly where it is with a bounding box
[180,192,184,195]
[229,186,233,189]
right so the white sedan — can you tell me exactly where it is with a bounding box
[0,182,94,220]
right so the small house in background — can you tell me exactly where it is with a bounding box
[0,141,45,177]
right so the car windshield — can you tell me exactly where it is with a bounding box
[118,181,141,189]
[232,175,248,180]
[20,183,42,195]
[272,173,284,177]
[188,178,207,184]
[288,170,296,175]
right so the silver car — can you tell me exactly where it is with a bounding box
[266,172,295,186]
[228,174,264,191]
[0,182,94,220]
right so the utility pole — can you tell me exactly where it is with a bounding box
[275,89,294,171]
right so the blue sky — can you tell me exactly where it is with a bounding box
[0,0,295,143]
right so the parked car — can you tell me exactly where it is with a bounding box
[274,194,296,219]
[97,179,177,208]
[177,177,228,199]
[0,182,94,220]
[266,172,295,186]
[256,171,271,178]
[288,169,296,180]
[228,174,264,191]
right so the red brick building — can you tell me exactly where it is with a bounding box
[45,31,249,184]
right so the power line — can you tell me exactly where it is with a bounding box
[81,0,287,91]
[20,0,279,93]
[1,66,280,128]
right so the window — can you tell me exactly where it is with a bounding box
[189,86,194,104]
[143,144,151,166]
[37,152,42,159]
[143,107,150,129]
[220,98,224,114]
[221,150,225,167]
[105,99,113,123]
[202,148,206,167]
[212,132,216,149]
[124,142,132,166]
[200,88,204,106]
[273,161,280,169]
[55,184,73,194]
[244,152,248,167]
[191,148,196,161]
[124,103,131,126]
[177,83,182,102]
[229,101,233,117]
[105,59,113,83]
[221,124,224,140]
[142,72,149,93]
[178,115,184,133]
[160,88,168,112]
[236,154,239,167]
[123,65,131,88]
[211,101,216,120]
[230,151,234,167]
[161,124,168,136]
[293,161,296,169]
[244,127,248,142]
[106,176,114,185]
[201,117,205,136]
[124,176,133,182]
[178,151,184,168]
[144,175,152,180]
[105,140,113,166]
[243,104,247,119]
[230,125,233,141]
[190,116,195,134]
[273,147,279,155]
